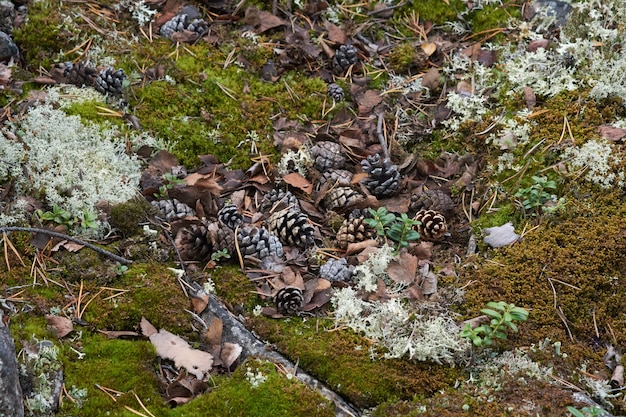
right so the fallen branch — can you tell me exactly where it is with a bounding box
[0,227,132,265]
[204,294,361,417]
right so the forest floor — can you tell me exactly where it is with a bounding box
[2,0,626,416]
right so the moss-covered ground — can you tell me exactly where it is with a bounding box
[3,0,626,416]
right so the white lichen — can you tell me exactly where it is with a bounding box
[562,139,624,188]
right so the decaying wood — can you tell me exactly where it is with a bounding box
[0,312,24,417]
[204,295,361,417]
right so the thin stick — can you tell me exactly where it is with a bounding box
[133,392,156,417]
[0,227,132,265]
[376,112,389,160]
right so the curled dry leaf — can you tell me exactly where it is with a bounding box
[220,342,243,370]
[191,290,209,314]
[483,222,520,247]
[141,318,213,379]
[418,263,438,295]
[598,124,626,142]
[46,315,73,338]
[282,172,313,194]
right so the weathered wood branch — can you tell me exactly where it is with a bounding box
[205,295,361,417]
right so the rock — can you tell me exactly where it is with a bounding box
[0,30,18,61]
[524,0,573,28]
[0,0,14,33]
[0,312,24,417]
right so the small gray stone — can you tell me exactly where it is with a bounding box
[0,0,15,34]
[0,313,24,417]
[0,30,18,61]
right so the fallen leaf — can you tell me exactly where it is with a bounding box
[140,317,158,337]
[204,317,223,347]
[418,263,438,295]
[324,20,347,44]
[191,291,209,314]
[46,315,73,338]
[220,342,242,369]
[598,124,626,141]
[356,90,383,116]
[421,42,437,56]
[483,222,520,247]
[149,327,213,379]
[242,6,286,33]
[282,172,313,194]
[98,330,141,339]
[387,252,418,285]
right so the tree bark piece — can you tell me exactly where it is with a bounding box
[205,295,361,417]
[0,312,24,417]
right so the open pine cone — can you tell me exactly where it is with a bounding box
[274,286,304,315]
[414,209,448,241]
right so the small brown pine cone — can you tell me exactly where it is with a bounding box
[151,198,196,221]
[409,189,455,216]
[267,208,315,248]
[174,222,212,261]
[64,61,98,88]
[323,186,365,211]
[336,212,375,249]
[217,203,244,230]
[414,209,448,241]
[274,286,304,314]
[311,141,346,171]
[206,221,236,254]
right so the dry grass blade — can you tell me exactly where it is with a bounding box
[216,81,238,100]
[234,224,244,269]
[95,384,124,402]
[223,47,238,69]
[124,406,151,417]
[95,106,123,117]
[79,288,105,319]
[2,231,25,270]
[133,391,156,417]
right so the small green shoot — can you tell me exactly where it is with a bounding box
[211,248,231,263]
[154,172,185,199]
[114,262,129,276]
[460,301,529,347]
[37,205,77,227]
[566,405,609,417]
[514,175,564,216]
[363,207,421,252]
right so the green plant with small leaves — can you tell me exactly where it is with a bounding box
[460,301,529,347]
[364,207,421,252]
[211,248,231,263]
[154,172,185,199]
[37,205,77,227]
[114,262,129,276]
[514,175,563,215]
[566,405,609,417]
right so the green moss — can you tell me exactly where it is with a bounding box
[250,316,461,409]
[467,4,521,37]
[178,358,334,417]
[13,0,75,70]
[211,265,260,313]
[85,262,191,334]
[388,42,428,75]
[401,0,465,25]
[108,197,154,237]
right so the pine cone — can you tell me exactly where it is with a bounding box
[237,226,284,259]
[323,186,364,211]
[63,61,97,88]
[206,221,236,254]
[336,209,375,249]
[327,83,344,101]
[160,14,208,38]
[319,258,354,282]
[361,153,401,198]
[414,209,448,241]
[95,67,126,97]
[218,203,244,230]
[310,141,345,171]
[319,169,353,187]
[333,44,359,74]
[174,223,212,261]
[267,208,315,248]
[409,189,455,216]
[274,286,304,315]
[151,198,196,221]
[259,189,300,212]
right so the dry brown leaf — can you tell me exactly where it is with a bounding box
[46,315,73,338]
[191,291,209,314]
[282,172,313,194]
[421,42,437,56]
[598,124,626,141]
[346,238,379,255]
[421,68,440,91]
[357,90,383,116]
[418,263,438,295]
[220,342,242,369]
[324,20,347,44]
[184,173,224,194]
[98,330,141,339]
[140,316,158,337]
[204,317,223,347]
[242,6,286,33]
[387,252,418,285]
[301,288,332,311]
[149,328,213,379]
[408,241,433,260]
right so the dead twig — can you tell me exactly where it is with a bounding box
[0,227,132,265]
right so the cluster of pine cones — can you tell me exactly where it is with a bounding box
[53,61,127,97]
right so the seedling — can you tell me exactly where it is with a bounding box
[364,207,421,252]
[566,406,609,417]
[154,172,185,199]
[460,301,529,347]
[37,205,77,227]
[514,175,563,215]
